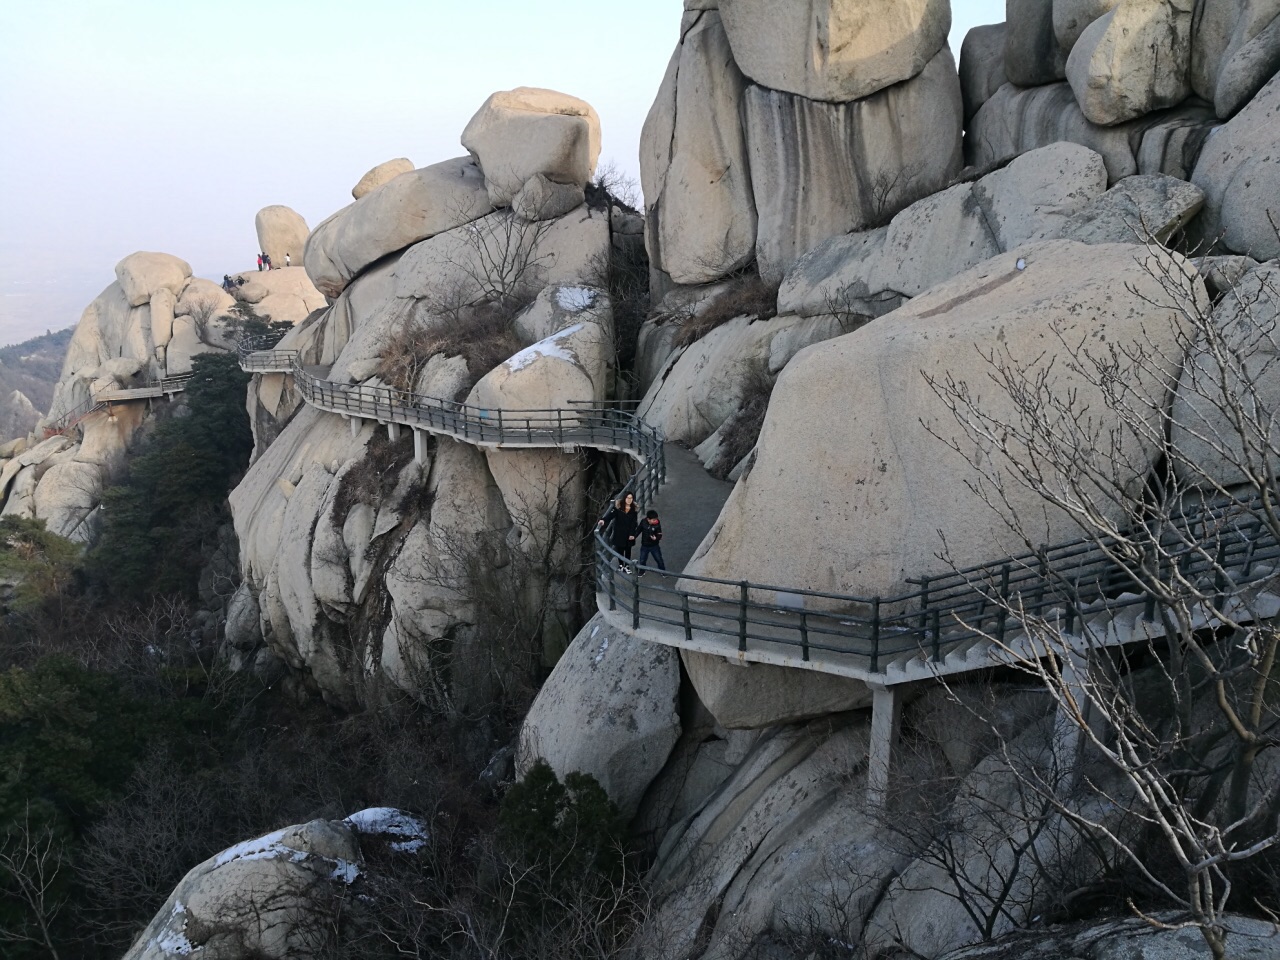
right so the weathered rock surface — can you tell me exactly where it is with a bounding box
[1056,172,1205,243]
[746,48,964,283]
[114,251,192,307]
[1172,263,1280,486]
[176,277,235,318]
[969,80,1219,181]
[255,205,310,269]
[960,22,1009,119]
[1066,0,1194,125]
[352,157,413,199]
[510,174,584,221]
[717,0,951,102]
[639,312,845,445]
[1054,0,1121,51]
[518,613,681,818]
[637,716,897,959]
[229,266,328,326]
[682,650,873,728]
[779,142,1110,320]
[393,205,609,306]
[685,241,1205,600]
[303,157,493,298]
[641,9,756,287]
[1005,0,1068,85]
[1191,72,1280,260]
[123,811,427,960]
[461,87,601,207]
[1191,0,1280,118]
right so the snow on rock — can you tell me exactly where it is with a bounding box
[213,825,306,866]
[505,323,584,372]
[153,901,194,956]
[556,285,596,312]
[343,807,429,853]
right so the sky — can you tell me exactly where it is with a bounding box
[0,1,1003,348]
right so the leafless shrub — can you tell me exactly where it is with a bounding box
[377,302,526,395]
[923,229,1280,958]
[673,274,779,349]
[0,809,69,960]
[331,430,415,521]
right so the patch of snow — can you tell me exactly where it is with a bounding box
[330,859,360,884]
[154,901,194,956]
[556,286,596,312]
[506,323,584,372]
[213,826,306,867]
[344,807,429,852]
[593,636,610,664]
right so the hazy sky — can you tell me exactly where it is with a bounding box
[0,1,1002,348]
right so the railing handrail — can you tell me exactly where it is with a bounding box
[236,335,1280,679]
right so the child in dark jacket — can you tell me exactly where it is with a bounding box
[637,510,666,576]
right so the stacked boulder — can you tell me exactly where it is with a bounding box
[641,0,964,292]
[232,88,622,705]
[962,0,1279,258]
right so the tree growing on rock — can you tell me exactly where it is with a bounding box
[924,244,1280,958]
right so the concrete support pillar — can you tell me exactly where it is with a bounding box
[387,422,401,442]
[1051,648,1103,795]
[413,429,428,465]
[349,416,362,438]
[867,682,902,807]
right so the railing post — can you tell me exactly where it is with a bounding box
[607,554,616,612]
[997,563,1011,644]
[738,581,749,653]
[870,597,882,672]
[632,573,641,630]
[931,608,941,661]
[1212,539,1229,610]
[682,593,692,643]
[917,576,929,633]
[800,612,809,662]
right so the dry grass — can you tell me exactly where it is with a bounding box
[377,303,527,394]
[709,359,775,480]
[674,274,779,349]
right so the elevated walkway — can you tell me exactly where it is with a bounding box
[239,337,1280,801]
[44,372,194,437]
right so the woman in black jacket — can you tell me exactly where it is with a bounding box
[598,492,640,572]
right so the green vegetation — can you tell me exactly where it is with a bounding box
[0,517,81,614]
[89,352,252,599]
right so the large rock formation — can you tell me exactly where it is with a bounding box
[1171,262,1280,486]
[745,48,964,283]
[717,0,951,102]
[685,241,1206,601]
[1191,71,1280,260]
[303,157,493,299]
[518,613,681,818]
[461,87,601,207]
[351,157,413,199]
[254,204,310,268]
[641,9,756,287]
[123,810,426,960]
[1065,0,1195,126]
[1191,0,1280,118]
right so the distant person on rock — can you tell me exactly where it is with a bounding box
[263,253,273,270]
[285,252,291,267]
[256,254,263,272]
[223,274,234,292]
[598,492,638,573]
[637,509,666,577]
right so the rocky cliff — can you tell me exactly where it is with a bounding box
[90,0,1280,956]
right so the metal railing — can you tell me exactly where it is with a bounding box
[237,337,1280,680]
[43,371,195,436]
[594,488,1280,678]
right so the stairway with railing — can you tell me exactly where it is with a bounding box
[43,371,195,437]
[237,334,1280,689]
